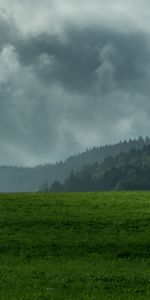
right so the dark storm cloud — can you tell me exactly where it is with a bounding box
[0,2,150,165]
[0,12,17,46]
[14,27,150,93]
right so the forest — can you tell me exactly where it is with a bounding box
[40,137,150,192]
[0,136,149,192]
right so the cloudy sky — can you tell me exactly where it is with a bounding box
[0,0,150,166]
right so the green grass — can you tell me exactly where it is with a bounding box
[0,192,150,299]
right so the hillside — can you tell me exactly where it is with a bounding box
[0,137,149,192]
[49,143,150,192]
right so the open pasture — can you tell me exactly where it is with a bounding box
[0,192,150,299]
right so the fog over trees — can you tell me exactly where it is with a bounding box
[0,136,149,193]
[48,143,150,192]
[1,137,148,193]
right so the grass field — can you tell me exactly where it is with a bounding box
[0,192,150,299]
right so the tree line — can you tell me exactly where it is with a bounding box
[40,143,150,192]
[0,136,149,192]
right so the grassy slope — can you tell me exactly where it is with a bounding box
[0,192,150,299]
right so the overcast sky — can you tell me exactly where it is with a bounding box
[0,1,150,166]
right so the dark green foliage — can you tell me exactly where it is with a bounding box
[0,192,150,299]
[0,136,149,192]
[49,144,150,192]
[50,180,64,192]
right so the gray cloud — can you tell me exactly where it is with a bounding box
[1,0,150,35]
[0,2,150,165]
[16,27,150,92]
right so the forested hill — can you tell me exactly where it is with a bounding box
[64,136,149,168]
[49,144,150,192]
[0,136,149,192]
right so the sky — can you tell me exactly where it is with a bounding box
[0,0,150,166]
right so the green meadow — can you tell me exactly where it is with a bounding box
[0,192,150,299]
